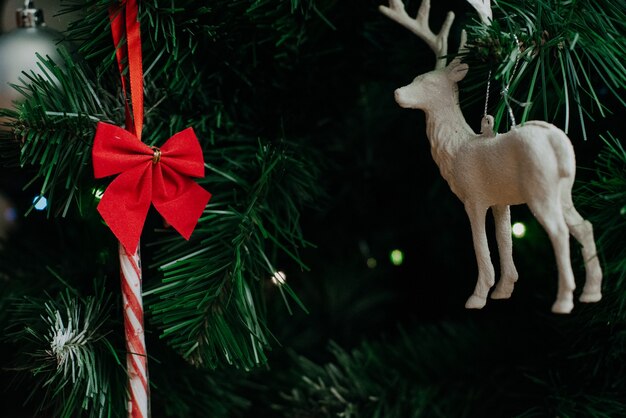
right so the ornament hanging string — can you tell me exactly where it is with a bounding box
[481,35,532,129]
[499,34,531,127]
[483,69,492,118]
[480,69,495,137]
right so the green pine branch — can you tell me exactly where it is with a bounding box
[3,284,127,417]
[273,322,494,418]
[462,0,626,138]
[145,138,321,369]
[150,348,253,417]
[273,318,626,418]
[1,47,118,218]
[576,133,626,319]
[57,0,115,76]
[60,0,335,111]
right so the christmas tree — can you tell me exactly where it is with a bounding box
[1,0,625,416]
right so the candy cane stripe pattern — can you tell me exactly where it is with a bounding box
[119,242,149,418]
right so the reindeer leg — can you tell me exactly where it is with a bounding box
[465,204,495,309]
[561,189,602,302]
[491,205,519,299]
[529,200,576,314]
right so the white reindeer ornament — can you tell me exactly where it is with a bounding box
[380,0,602,313]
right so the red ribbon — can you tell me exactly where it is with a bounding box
[109,0,143,139]
[93,0,211,254]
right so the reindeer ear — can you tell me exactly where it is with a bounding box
[446,59,469,82]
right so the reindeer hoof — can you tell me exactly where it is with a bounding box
[551,299,574,314]
[580,291,602,303]
[490,284,514,300]
[465,294,487,309]
[490,290,512,299]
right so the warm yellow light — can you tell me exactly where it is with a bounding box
[366,257,377,269]
[271,271,286,286]
[512,222,526,238]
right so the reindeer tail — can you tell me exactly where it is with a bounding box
[549,129,576,179]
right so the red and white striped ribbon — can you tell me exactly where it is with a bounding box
[119,242,149,417]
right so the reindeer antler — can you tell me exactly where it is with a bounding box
[379,0,455,69]
[466,0,493,25]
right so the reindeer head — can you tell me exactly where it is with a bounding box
[394,59,469,109]
[380,0,476,110]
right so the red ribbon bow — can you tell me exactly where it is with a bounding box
[93,122,211,254]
